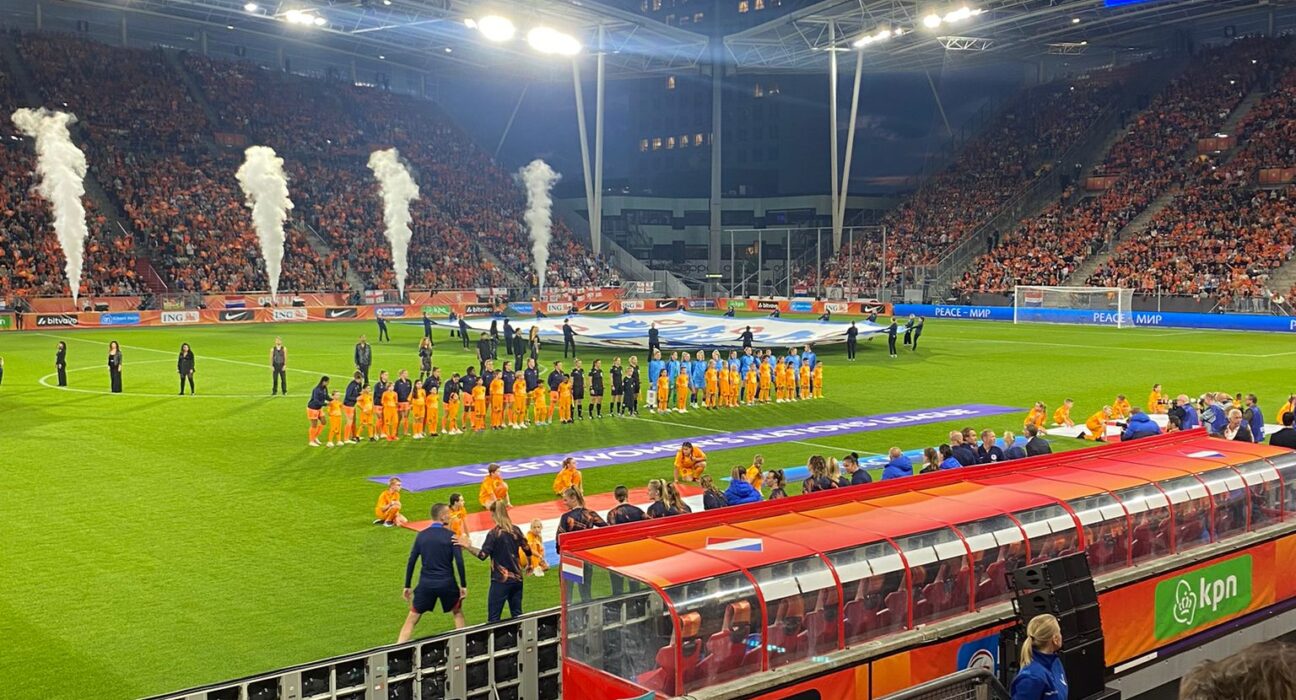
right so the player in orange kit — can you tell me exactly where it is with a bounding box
[552,457,583,495]
[656,370,670,413]
[526,519,548,576]
[512,371,528,429]
[411,384,427,439]
[704,361,719,409]
[728,361,741,407]
[356,385,375,441]
[423,369,441,437]
[443,372,463,435]
[532,383,549,425]
[675,369,690,413]
[1024,401,1047,431]
[479,463,510,510]
[759,359,772,403]
[489,370,505,430]
[745,363,759,405]
[471,378,487,432]
[812,362,824,399]
[447,493,469,540]
[558,374,574,424]
[1085,406,1114,441]
[326,391,344,447]
[381,382,399,441]
[799,362,811,402]
[373,477,407,527]
[1112,394,1132,420]
[1053,399,1075,428]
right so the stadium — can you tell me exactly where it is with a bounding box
[5,0,1296,699]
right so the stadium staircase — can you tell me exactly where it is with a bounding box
[927,53,1189,299]
[301,222,365,292]
[1063,72,1282,287]
[553,198,694,297]
[161,49,227,137]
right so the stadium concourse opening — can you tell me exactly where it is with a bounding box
[7,0,1296,698]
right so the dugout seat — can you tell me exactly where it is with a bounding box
[635,612,703,694]
[700,602,756,683]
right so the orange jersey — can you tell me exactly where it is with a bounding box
[479,474,509,508]
[374,489,401,519]
[799,365,811,388]
[512,378,527,398]
[411,389,427,416]
[675,447,707,479]
[759,364,772,384]
[358,393,375,422]
[812,365,823,386]
[448,505,469,539]
[490,377,504,400]
[472,385,486,406]
[381,388,398,411]
[327,398,343,419]
[705,368,718,391]
[1024,407,1046,428]
[553,465,582,495]
[559,380,572,401]
[1085,411,1108,439]
[1052,406,1071,424]
[1147,390,1166,414]
[675,373,690,395]
[656,375,669,396]
[746,465,763,490]
[1112,398,1131,419]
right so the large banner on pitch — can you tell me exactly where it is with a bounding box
[435,310,884,349]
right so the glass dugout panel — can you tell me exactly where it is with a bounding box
[1234,460,1282,529]
[1196,468,1249,541]
[749,556,839,667]
[826,540,906,643]
[893,528,970,626]
[1110,483,1172,563]
[1066,492,1129,574]
[566,563,666,688]
[1159,475,1213,552]
[1268,454,1296,516]
[1014,505,1080,562]
[955,515,1024,607]
[662,573,763,693]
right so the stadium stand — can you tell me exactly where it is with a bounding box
[808,72,1122,292]
[956,37,1290,297]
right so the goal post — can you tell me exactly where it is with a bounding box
[1012,285,1134,328]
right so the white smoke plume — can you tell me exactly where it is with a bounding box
[235,146,293,301]
[11,108,90,302]
[366,148,420,297]
[518,159,561,293]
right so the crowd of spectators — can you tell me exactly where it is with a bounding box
[807,73,1120,292]
[955,37,1286,296]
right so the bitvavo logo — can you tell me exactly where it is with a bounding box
[1155,555,1251,639]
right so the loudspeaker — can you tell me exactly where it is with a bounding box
[1009,552,1110,699]
[1060,637,1107,699]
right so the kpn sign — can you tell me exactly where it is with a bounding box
[1155,555,1252,640]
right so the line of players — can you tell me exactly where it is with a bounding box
[305,344,825,446]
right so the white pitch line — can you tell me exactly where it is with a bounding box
[624,413,883,456]
[36,333,334,375]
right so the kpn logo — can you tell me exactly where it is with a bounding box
[1154,555,1252,640]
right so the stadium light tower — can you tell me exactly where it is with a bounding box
[469,15,516,42]
[527,27,582,56]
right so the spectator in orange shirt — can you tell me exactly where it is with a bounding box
[373,477,407,527]
[674,441,708,483]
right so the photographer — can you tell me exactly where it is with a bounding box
[1120,408,1162,441]
[1201,394,1228,436]
[1170,394,1199,430]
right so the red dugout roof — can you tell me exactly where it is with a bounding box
[560,431,1287,588]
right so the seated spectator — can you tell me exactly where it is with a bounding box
[1121,409,1162,441]
[1179,642,1296,700]
[880,447,913,480]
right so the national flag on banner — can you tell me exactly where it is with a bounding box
[364,289,385,304]
[561,556,586,583]
[705,537,763,553]
[1186,450,1225,459]
[224,295,246,309]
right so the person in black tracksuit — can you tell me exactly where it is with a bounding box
[512,333,526,373]
[609,360,623,415]
[911,317,925,351]
[376,316,390,342]
[178,343,196,395]
[354,337,373,384]
[503,320,515,363]
[55,341,68,387]
[271,337,288,394]
[458,317,471,348]
[624,362,640,415]
[562,319,576,358]
[886,319,898,358]
[740,326,754,350]
[489,319,500,360]
[571,360,585,419]
[476,333,492,375]
[846,322,858,361]
[647,323,660,354]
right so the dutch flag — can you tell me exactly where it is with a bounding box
[1186,450,1226,459]
[561,556,585,584]
[705,537,763,553]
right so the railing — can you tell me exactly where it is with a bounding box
[877,668,1011,700]
[144,610,561,700]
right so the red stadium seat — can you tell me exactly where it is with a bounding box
[635,611,703,694]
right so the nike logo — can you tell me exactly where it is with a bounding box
[328,309,348,318]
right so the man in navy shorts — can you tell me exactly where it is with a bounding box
[398,503,468,641]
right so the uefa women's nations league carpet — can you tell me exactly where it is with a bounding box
[371,404,1020,490]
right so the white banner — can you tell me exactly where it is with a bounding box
[160,311,199,325]
[435,311,883,349]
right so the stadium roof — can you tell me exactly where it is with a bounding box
[726,0,1296,73]
[39,0,1296,78]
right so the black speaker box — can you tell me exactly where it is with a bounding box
[1060,636,1107,699]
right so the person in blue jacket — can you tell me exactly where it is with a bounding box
[880,447,913,480]
[1010,614,1067,700]
[938,444,963,469]
[1176,394,1200,431]
[1121,409,1162,441]
[724,467,763,505]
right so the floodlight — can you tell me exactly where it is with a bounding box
[874,27,891,41]
[284,9,302,22]
[923,13,942,28]
[851,35,872,48]
[527,26,581,56]
[313,15,326,26]
[944,7,972,22]
[243,2,258,11]
[476,15,516,42]
[1072,17,1081,24]
[463,18,477,28]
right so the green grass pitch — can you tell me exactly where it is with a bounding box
[0,313,1289,698]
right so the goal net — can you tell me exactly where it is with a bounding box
[1013,285,1133,328]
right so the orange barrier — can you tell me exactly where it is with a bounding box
[1197,135,1235,153]
[1259,167,1296,186]
[1085,174,1120,191]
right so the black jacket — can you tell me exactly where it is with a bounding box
[1269,428,1296,449]
[1025,436,1052,457]
[178,351,195,374]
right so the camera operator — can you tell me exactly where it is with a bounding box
[1169,394,1199,431]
